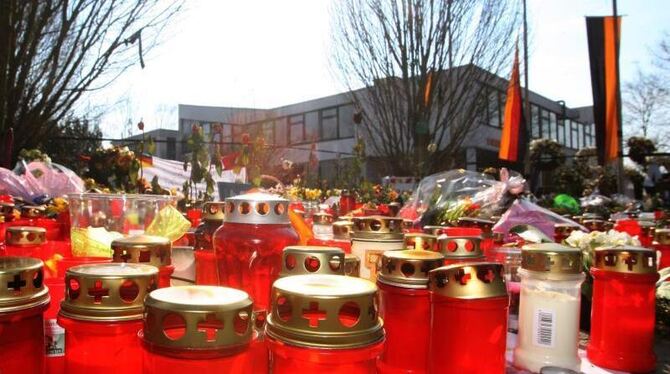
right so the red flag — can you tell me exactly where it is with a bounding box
[220,152,239,170]
[499,46,526,162]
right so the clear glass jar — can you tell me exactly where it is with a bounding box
[513,243,584,373]
[193,202,225,285]
[350,216,404,281]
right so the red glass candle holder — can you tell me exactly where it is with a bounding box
[0,200,16,243]
[194,202,225,285]
[266,274,384,374]
[11,205,62,241]
[655,228,670,269]
[111,234,173,288]
[4,226,55,260]
[0,257,50,374]
[437,234,486,265]
[377,250,444,374]
[428,263,508,374]
[587,246,659,372]
[214,193,299,314]
[58,263,158,374]
[339,190,356,216]
[279,246,345,278]
[141,286,257,373]
[186,207,202,228]
[44,256,111,374]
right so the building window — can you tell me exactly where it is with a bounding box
[549,112,557,141]
[262,122,275,145]
[487,88,500,128]
[570,121,578,149]
[577,123,584,149]
[289,114,305,144]
[531,105,540,138]
[305,112,319,142]
[275,117,287,146]
[338,104,355,138]
[320,108,338,140]
[541,109,550,138]
[557,119,566,146]
[166,137,176,160]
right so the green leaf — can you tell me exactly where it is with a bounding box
[509,224,555,243]
[215,162,222,176]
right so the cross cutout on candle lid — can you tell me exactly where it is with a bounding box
[197,314,224,342]
[302,301,327,328]
[385,260,395,274]
[7,274,26,291]
[622,253,637,271]
[479,267,496,283]
[455,269,472,285]
[88,280,109,304]
[119,250,132,262]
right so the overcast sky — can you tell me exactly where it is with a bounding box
[88,0,670,137]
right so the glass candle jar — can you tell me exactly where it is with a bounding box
[311,212,334,241]
[344,254,361,277]
[427,262,508,374]
[654,228,670,269]
[377,250,444,374]
[141,286,256,373]
[111,234,173,288]
[0,257,51,374]
[44,256,111,374]
[554,223,579,243]
[513,243,584,373]
[493,247,522,333]
[193,202,225,285]
[437,234,485,265]
[266,274,384,374]
[339,190,356,216]
[404,233,437,252]
[279,246,345,278]
[214,192,299,316]
[58,263,158,374]
[4,226,54,260]
[587,246,659,372]
[350,216,404,281]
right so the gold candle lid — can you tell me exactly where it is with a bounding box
[0,257,50,313]
[224,192,290,225]
[202,202,226,222]
[428,262,507,299]
[351,216,403,241]
[266,274,383,349]
[423,225,447,236]
[20,205,45,219]
[457,217,495,234]
[6,226,46,246]
[60,263,158,321]
[655,228,670,245]
[404,233,437,251]
[593,246,657,274]
[378,250,444,289]
[312,212,334,225]
[437,235,484,259]
[111,234,172,268]
[280,246,345,277]
[521,243,582,274]
[344,254,360,277]
[333,221,354,240]
[401,219,415,231]
[142,286,253,353]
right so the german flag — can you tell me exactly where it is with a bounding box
[586,16,621,164]
[499,46,526,162]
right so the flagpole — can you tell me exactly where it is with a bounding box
[612,0,625,194]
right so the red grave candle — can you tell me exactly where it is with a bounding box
[0,257,51,374]
[11,205,61,240]
[437,233,486,265]
[377,250,444,374]
[141,286,257,373]
[428,262,508,374]
[213,193,299,316]
[58,263,158,374]
[194,202,225,285]
[654,228,670,269]
[279,246,345,278]
[404,233,438,252]
[4,226,55,260]
[266,274,384,374]
[587,246,659,373]
[111,234,173,288]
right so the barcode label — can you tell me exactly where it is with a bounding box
[533,308,555,348]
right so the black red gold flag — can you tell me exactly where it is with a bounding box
[586,16,621,164]
[499,46,526,162]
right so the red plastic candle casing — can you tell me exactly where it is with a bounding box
[4,226,54,260]
[587,246,659,372]
[0,257,51,374]
[339,190,356,216]
[141,286,257,373]
[58,263,158,374]
[266,274,385,374]
[194,202,225,285]
[214,193,299,314]
[377,250,444,374]
[655,228,670,269]
[428,262,508,374]
[44,256,111,374]
[10,205,62,241]
[111,234,174,288]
